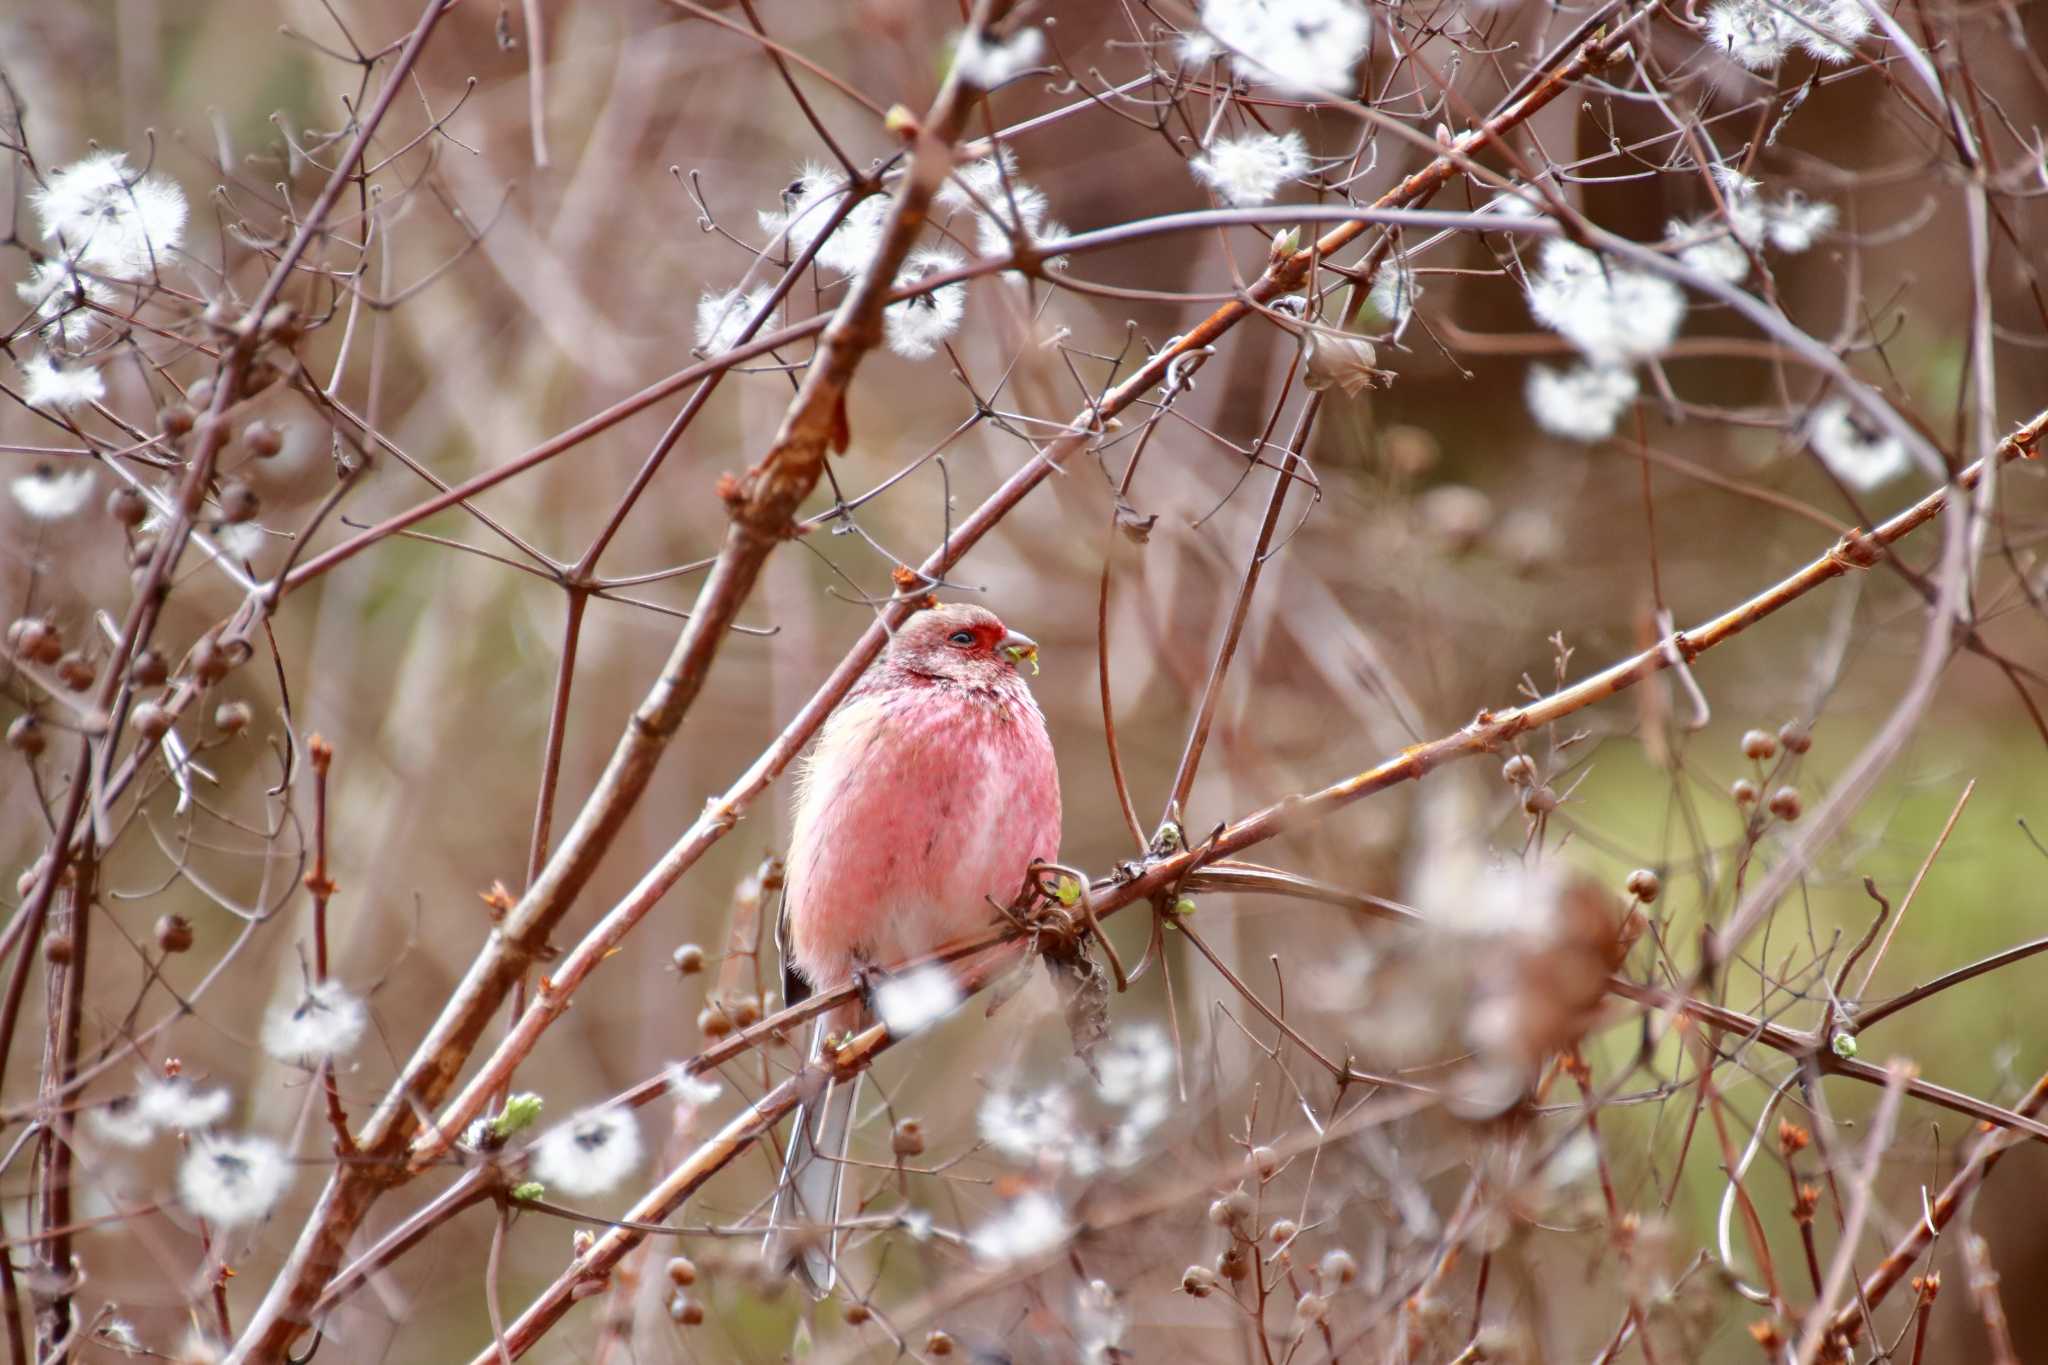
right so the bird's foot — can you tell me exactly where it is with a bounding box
[848,959,882,1013]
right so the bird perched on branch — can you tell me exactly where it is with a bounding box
[768,602,1062,1296]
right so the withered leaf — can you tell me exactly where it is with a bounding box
[1115,504,1158,544]
[1042,935,1110,1078]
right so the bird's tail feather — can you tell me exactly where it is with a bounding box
[768,1022,860,1298]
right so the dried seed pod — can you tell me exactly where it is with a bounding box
[260,302,300,345]
[1768,787,1803,822]
[10,617,63,666]
[1730,778,1759,806]
[55,651,95,691]
[1218,1246,1249,1282]
[155,914,195,953]
[1221,1187,1255,1223]
[1319,1248,1359,1289]
[1249,1146,1280,1180]
[189,638,229,687]
[892,1118,925,1158]
[186,376,216,410]
[1741,728,1778,761]
[243,420,283,458]
[1625,868,1661,904]
[695,1005,733,1040]
[130,648,169,687]
[666,1293,703,1326]
[1182,1265,1220,1298]
[1523,785,1559,815]
[1294,1292,1330,1326]
[1778,721,1812,754]
[1269,1218,1299,1246]
[7,715,46,757]
[217,481,260,524]
[664,1256,697,1287]
[671,943,705,974]
[1500,754,1537,786]
[1301,327,1391,396]
[107,485,147,527]
[729,994,762,1028]
[212,701,252,734]
[130,702,172,741]
[924,1330,955,1356]
[159,404,196,438]
[43,935,72,964]
[842,1301,872,1326]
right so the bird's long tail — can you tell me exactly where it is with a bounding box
[768,1013,860,1298]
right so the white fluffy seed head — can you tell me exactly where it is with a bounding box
[1525,362,1640,443]
[1703,0,1872,72]
[31,152,188,280]
[758,163,888,275]
[884,247,968,360]
[978,1086,1077,1162]
[17,259,114,348]
[531,1106,644,1198]
[1763,192,1835,252]
[1525,240,1685,364]
[136,1076,232,1133]
[665,1064,723,1108]
[1200,0,1370,96]
[1665,218,1751,286]
[694,284,780,355]
[954,26,1045,89]
[1807,397,1909,489]
[20,353,106,411]
[10,466,96,521]
[873,961,964,1033]
[969,1189,1071,1264]
[938,151,1067,269]
[87,1094,159,1149]
[1189,130,1310,207]
[178,1133,294,1227]
[261,979,367,1063]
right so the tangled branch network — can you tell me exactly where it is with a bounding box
[1,0,2045,1361]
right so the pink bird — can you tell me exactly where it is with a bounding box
[769,603,1062,1295]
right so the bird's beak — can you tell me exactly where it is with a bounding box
[999,630,1040,675]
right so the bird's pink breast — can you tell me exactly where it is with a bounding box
[784,682,1061,991]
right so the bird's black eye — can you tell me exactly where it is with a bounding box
[948,629,977,647]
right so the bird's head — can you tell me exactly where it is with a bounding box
[888,603,1039,688]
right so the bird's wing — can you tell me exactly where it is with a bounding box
[774,882,810,1011]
